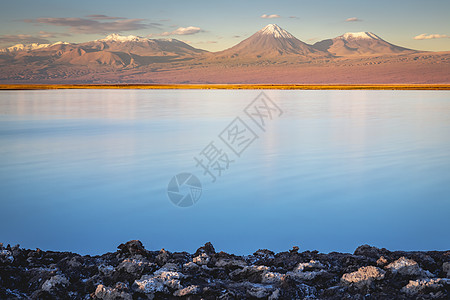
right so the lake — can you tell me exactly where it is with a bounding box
[0,89,449,255]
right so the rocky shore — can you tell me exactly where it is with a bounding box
[1,241,449,299]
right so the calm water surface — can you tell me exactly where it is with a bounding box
[0,90,449,255]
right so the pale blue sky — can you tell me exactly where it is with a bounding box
[1,0,449,51]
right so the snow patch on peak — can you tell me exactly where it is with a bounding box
[0,43,52,52]
[99,33,147,42]
[52,41,69,46]
[157,38,175,42]
[0,41,71,53]
[341,32,381,40]
[260,24,295,39]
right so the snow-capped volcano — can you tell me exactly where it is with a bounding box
[341,32,382,40]
[259,24,296,39]
[214,24,328,59]
[313,32,414,56]
[98,33,148,43]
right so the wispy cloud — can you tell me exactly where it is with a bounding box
[86,15,125,20]
[24,17,157,34]
[345,17,362,22]
[165,26,202,35]
[261,14,280,19]
[289,16,300,19]
[37,31,72,38]
[0,34,50,46]
[195,40,218,44]
[414,33,449,40]
[149,26,203,37]
[0,30,73,47]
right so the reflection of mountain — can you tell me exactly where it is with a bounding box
[0,25,448,84]
[313,32,415,56]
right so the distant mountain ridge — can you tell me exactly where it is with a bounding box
[78,34,205,58]
[0,33,206,68]
[0,41,70,53]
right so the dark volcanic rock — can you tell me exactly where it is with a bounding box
[117,240,147,256]
[0,241,449,299]
[194,242,216,257]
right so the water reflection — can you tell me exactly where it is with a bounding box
[0,90,449,255]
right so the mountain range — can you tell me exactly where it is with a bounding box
[0,24,448,84]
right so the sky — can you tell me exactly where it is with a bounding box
[1,0,449,52]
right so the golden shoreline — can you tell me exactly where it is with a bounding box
[0,84,450,90]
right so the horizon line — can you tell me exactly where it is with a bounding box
[1,84,450,90]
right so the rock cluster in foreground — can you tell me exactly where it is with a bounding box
[1,241,449,299]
